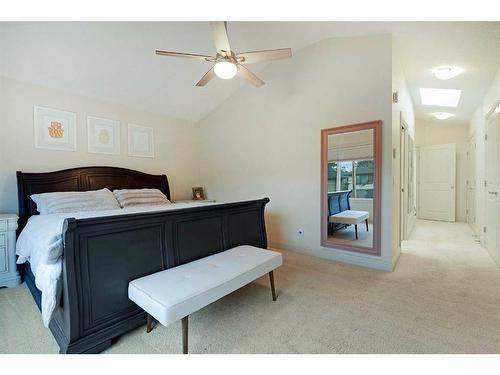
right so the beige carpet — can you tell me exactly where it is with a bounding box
[1,219,500,354]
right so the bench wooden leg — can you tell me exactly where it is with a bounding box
[182,316,189,354]
[365,219,369,231]
[355,224,358,240]
[269,271,277,301]
[146,313,153,333]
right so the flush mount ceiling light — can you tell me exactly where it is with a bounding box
[433,66,463,80]
[213,60,237,79]
[432,112,454,120]
[420,88,462,107]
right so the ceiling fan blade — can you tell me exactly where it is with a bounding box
[237,48,292,64]
[237,65,265,88]
[195,67,216,87]
[155,50,214,61]
[209,22,231,56]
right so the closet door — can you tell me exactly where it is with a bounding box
[418,144,456,222]
[485,112,500,264]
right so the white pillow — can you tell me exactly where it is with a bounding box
[31,188,121,214]
[113,188,171,208]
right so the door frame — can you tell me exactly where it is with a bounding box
[399,114,409,242]
[466,132,476,232]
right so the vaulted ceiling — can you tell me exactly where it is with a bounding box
[1,22,499,123]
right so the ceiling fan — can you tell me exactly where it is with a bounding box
[155,22,292,88]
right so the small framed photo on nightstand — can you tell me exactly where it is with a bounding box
[192,187,205,200]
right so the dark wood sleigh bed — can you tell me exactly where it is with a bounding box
[16,166,269,354]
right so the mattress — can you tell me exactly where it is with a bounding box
[16,201,221,327]
[21,262,42,311]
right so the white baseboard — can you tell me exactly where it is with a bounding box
[392,247,401,269]
[268,241,394,272]
[407,213,416,238]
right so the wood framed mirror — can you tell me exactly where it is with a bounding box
[321,120,382,255]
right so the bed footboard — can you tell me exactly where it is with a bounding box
[48,198,269,354]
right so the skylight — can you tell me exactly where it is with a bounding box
[420,88,462,107]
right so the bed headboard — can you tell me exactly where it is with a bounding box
[16,166,170,233]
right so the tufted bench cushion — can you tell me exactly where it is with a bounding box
[129,245,282,328]
[329,210,369,225]
[328,210,370,240]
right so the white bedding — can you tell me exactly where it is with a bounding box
[16,202,220,327]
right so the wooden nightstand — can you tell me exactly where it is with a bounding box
[0,214,21,288]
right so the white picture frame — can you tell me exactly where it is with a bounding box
[128,124,154,158]
[34,106,77,151]
[87,116,121,155]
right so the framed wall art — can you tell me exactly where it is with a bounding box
[128,124,154,158]
[87,116,121,155]
[34,106,77,151]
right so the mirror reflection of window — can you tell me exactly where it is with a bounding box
[327,159,374,198]
[340,161,353,191]
[327,162,337,192]
[354,160,373,198]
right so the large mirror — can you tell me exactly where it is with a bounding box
[321,121,381,255]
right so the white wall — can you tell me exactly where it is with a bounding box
[196,34,394,271]
[415,120,469,222]
[0,76,200,213]
[469,70,500,244]
[392,40,416,264]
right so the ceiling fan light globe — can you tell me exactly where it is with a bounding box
[214,61,237,79]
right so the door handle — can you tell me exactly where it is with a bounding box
[488,191,498,195]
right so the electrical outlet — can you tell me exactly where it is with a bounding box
[297,229,304,237]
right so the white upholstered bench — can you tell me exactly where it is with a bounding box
[329,210,369,240]
[128,245,283,354]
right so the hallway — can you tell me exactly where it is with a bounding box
[403,219,486,266]
[397,219,500,351]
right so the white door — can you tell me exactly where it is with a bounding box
[466,135,476,231]
[418,144,456,222]
[485,112,500,264]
